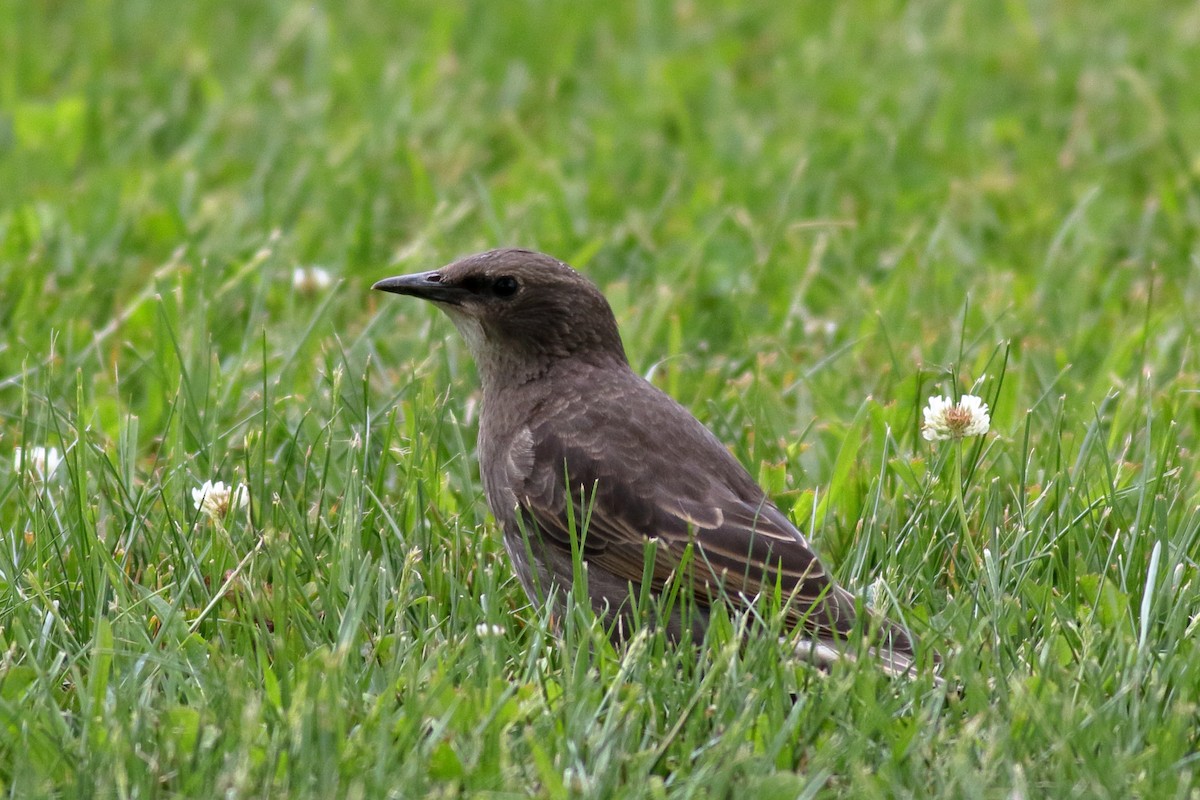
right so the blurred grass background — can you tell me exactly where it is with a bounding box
[2,1,1200,797]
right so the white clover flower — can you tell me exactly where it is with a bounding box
[475,623,505,637]
[922,394,990,441]
[292,266,333,294]
[14,446,62,481]
[192,480,250,520]
[802,317,838,338]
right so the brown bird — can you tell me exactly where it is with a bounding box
[374,248,936,677]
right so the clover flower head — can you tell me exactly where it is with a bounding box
[192,480,250,520]
[292,266,333,294]
[922,394,990,441]
[14,446,62,481]
[475,623,505,637]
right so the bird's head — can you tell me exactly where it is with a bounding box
[373,249,628,384]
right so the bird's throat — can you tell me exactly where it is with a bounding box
[445,312,548,393]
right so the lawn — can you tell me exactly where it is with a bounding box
[3,1,1200,797]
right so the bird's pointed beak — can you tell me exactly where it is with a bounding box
[372,271,465,305]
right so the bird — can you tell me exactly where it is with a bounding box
[373,248,937,678]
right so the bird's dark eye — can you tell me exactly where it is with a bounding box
[493,276,519,298]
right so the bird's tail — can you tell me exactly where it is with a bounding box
[794,617,944,684]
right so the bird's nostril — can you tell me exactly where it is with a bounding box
[427,273,443,283]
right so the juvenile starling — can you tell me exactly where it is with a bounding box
[374,248,935,677]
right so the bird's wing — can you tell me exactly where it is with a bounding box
[505,414,862,642]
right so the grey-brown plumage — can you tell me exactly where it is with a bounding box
[374,248,934,677]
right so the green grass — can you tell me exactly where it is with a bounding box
[3,0,1200,796]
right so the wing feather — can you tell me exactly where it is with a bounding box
[508,426,859,640]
